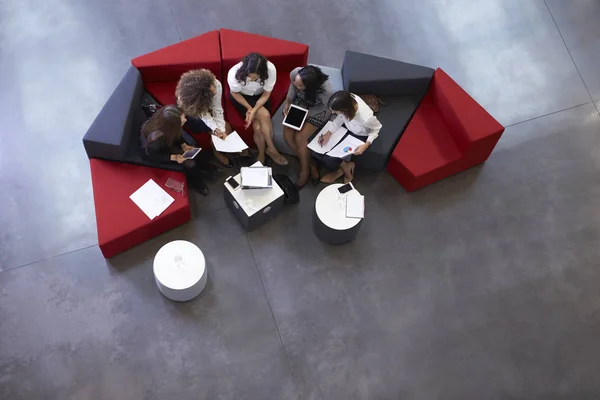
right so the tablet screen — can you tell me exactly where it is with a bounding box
[182,148,201,159]
[284,106,308,129]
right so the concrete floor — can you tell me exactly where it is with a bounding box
[1,0,600,398]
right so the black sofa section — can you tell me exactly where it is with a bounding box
[341,51,434,171]
[82,66,184,172]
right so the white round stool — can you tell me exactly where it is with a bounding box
[313,183,363,244]
[153,240,207,302]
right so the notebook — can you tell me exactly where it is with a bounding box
[240,166,273,189]
[345,194,365,219]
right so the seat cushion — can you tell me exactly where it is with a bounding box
[354,95,422,171]
[132,30,222,83]
[90,159,191,258]
[387,96,463,191]
[83,66,143,161]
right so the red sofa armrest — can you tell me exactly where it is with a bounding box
[432,68,504,153]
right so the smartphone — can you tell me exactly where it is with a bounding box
[226,177,240,190]
[338,183,353,194]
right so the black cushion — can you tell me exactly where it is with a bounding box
[342,51,434,98]
[354,96,420,171]
[83,66,143,161]
[341,51,435,170]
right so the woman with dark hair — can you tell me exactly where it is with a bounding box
[314,90,382,184]
[282,65,334,189]
[140,104,209,195]
[176,68,233,168]
[227,52,288,165]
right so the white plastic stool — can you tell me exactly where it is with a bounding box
[153,240,207,301]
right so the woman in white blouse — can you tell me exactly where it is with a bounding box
[176,69,234,167]
[227,53,288,165]
[316,91,382,183]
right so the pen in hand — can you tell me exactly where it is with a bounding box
[318,135,324,146]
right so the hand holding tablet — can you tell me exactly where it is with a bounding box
[283,104,309,131]
[181,147,202,159]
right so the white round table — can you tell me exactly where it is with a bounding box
[153,240,207,302]
[313,184,363,244]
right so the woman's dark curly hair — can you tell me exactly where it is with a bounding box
[176,69,216,117]
[297,65,329,104]
[141,104,183,148]
[328,91,357,120]
[235,53,269,86]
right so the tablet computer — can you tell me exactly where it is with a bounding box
[182,147,201,159]
[283,104,309,131]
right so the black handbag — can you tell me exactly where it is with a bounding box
[273,174,299,205]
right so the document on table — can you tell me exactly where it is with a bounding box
[307,122,347,154]
[345,193,365,219]
[327,135,366,159]
[211,131,249,153]
[130,179,175,220]
[240,166,272,188]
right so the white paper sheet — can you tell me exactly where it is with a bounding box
[327,135,366,159]
[129,179,175,220]
[307,122,347,154]
[211,131,249,153]
[345,193,365,219]
[240,167,272,188]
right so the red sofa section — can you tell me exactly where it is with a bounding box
[90,159,191,258]
[132,30,223,148]
[387,68,504,192]
[219,29,309,145]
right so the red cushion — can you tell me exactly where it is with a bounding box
[90,159,190,258]
[132,30,222,83]
[220,29,308,146]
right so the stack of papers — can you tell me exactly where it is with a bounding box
[308,122,347,154]
[130,179,175,220]
[240,167,272,189]
[345,193,365,219]
[327,136,366,159]
[211,131,249,153]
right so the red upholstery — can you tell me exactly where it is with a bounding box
[219,29,309,144]
[132,30,222,83]
[388,68,504,192]
[90,159,191,258]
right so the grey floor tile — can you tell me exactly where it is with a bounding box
[0,237,297,400]
[546,0,600,102]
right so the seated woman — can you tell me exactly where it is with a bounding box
[176,68,234,168]
[315,91,382,184]
[140,105,209,195]
[227,52,288,165]
[283,65,334,189]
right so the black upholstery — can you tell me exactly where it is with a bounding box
[341,51,434,170]
[82,66,184,172]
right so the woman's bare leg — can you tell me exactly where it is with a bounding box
[256,107,287,165]
[252,119,266,163]
[294,123,319,186]
[283,126,298,155]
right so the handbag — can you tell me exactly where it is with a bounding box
[359,94,387,113]
[273,174,299,205]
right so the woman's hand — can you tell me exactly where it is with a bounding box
[213,129,227,140]
[319,131,332,146]
[171,154,186,164]
[245,108,257,129]
[283,101,290,116]
[353,142,370,155]
[181,143,194,152]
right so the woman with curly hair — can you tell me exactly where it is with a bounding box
[176,68,234,168]
[227,52,288,166]
[282,65,334,189]
[140,105,209,195]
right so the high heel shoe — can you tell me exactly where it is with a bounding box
[343,161,355,184]
[320,168,344,184]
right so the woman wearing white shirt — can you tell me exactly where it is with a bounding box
[176,69,233,168]
[227,53,288,165]
[316,91,383,184]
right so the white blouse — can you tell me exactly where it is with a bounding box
[227,61,277,96]
[199,79,226,132]
[330,94,382,144]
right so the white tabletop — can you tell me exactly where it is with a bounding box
[224,161,284,216]
[315,184,363,230]
[153,240,206,290]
